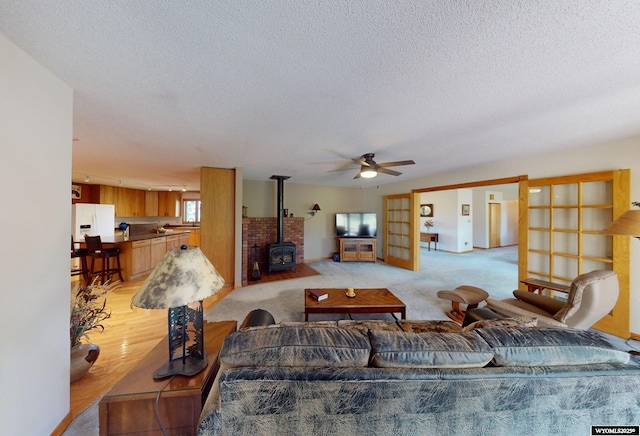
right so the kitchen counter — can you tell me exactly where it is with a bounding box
[91,231,193,281]
[100,230,192,244]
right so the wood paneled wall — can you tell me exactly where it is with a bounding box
[200,167,236,290]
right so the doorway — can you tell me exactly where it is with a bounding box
[414,176,524,254]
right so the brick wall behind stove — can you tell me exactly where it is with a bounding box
[242,217,305,285]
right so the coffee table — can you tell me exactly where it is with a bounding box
[304,288,406,321]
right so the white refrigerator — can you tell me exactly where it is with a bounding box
[72,203,116,242]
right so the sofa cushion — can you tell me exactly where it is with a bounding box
[368,330,493,368]
[476,327,631,366]
[220,325,371,368]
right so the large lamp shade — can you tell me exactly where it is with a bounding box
[131,245,225,378]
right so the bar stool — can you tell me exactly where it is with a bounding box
[70,235,90,283]
[84,235,124,284]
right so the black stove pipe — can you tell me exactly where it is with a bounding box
[270,175,290,244]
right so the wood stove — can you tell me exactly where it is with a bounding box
[267,175,297,274]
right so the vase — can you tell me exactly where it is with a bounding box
[70,343,100,383]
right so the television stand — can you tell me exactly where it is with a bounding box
[338,238,376,262]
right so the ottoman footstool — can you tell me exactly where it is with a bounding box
[437,285,489,323]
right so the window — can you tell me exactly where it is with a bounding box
[183,200,201,224]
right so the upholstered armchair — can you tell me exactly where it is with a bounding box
[486,270,619,329]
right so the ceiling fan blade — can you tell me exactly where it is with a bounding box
[352,158,371,167]
[328,166,359,173]
[376,159,415,168]
[378,167,402,176]
[353,172,362,179]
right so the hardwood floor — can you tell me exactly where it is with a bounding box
[68,276,232,422]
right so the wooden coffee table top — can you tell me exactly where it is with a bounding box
[304,288,406,320]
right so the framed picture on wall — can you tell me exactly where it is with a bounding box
[461,204,470,216]
[72,184,81,199]
[420,204,433,217]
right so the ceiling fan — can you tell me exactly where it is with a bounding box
[351,153,415,179]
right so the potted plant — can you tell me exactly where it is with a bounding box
[70,279,118,382]
[424,219,435,233]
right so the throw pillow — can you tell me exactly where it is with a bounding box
[220,325,371,368]
[398,320,463,333]
[239,320,338,332]
[337,320,403,332]
[462,316,538,332]
[476,326,630,366]
[368,330,493,369]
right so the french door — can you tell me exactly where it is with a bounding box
[522,170,630,337]
[384,193,419,270]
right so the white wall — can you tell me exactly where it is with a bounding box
[472,189,489,248]
[457,189,473,252]
[501,199,519,246]
[363,137,640,335]
[0,34,73,435]
[419,189,472,253]
[243,180,364,260]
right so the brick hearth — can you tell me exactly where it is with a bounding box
[242,217,304,286]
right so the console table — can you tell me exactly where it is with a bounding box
[420,233,438,251]
[99,320,236,436]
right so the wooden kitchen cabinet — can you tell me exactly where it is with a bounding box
[166,234,181,252]
[339,238,376,262]
[179,232,190,247]
[144,191,159,217]
[189,229,201,246]
[150,237,166,267]
[158,191,181,217]
[116,187,145,217]
[98,185,115,205]
[131,240,152,277]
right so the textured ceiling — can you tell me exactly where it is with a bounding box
[2,1,640,190]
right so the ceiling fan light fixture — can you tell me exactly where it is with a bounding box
[360,166,377,178]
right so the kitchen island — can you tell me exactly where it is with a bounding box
[97,231,192,281]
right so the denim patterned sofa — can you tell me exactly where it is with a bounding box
[198,320,640,436]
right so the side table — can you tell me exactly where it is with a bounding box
[99,320,236,436]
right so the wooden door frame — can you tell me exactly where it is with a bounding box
[413,175,527,258]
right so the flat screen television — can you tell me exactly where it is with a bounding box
[336,213,377,237]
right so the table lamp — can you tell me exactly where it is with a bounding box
[131,245,225,379]
[600,202,640,356]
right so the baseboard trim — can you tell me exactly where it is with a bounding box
[303,256,332,263]
[433,249,473,254]
[51,410,72,436]
[631,332,640,342]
